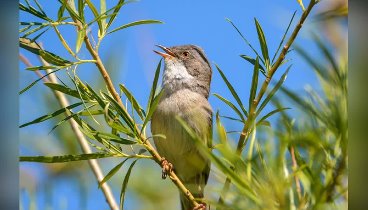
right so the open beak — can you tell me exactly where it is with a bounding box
[153,44,176,58]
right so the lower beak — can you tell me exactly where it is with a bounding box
[153,45,176,58]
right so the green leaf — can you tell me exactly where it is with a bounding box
[19,3,51,21]
[78,0,86,22]
[146,60,162,112]
[21,24,47,37]
[19,102,83,128]
[92,131,136,145]
[272,11,296,63]
[76,28,86,53]
[249,56,260,110]
[106,0,125,30]
[219,115,244,123]
[120,159,139,209]
[107,20,163,35]
[215,64,248,117]
[20,153,116,163]
[256,107,290,126]
[142,89,164,132]
[44,82,84,99]
[26,65,60,71]
[19,38,71,66]
[20,69,61,95]
[254,18,270,70]
[58,0,85,24]
[120,84,146,120]
[57,4,66,21]
[100,0,106,29]
[99,159,130,188]
[103,93,136,133]
[85,0,103,36]
[240,55,266,76]
[213,93,245,123]
[256,65,291,116]
[33,0,47,16]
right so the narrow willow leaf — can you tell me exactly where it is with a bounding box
[249,57,260,110]
[57,3,66,21]
[85,0,103,36]
[215,64,248,117]
[44,83,83,99]
[20,153,116,163]
[257,66,291,115]
[312,33,341,82]
[100,0,106,30]
[240,55,266,76]
[93,131,136,145]
[79,110,104,116]
[76,28,86,53]
[19,102,83,128]
[226,18,265,65]
[33,0,46,16]
[272,11,296,63]
[120,84,146,120]
[220,115,243,123]
[58,0,84,23]
[20,69,61,95]
[103,93,136,133]
[19,3,51,21]
[19,25,32,33]
[254,18,270,69]
[26,65,59,71]
[120,159,139,210]
[213,93,245,123]
[78,0,85,21]
[99,159,130,188]
[107,20,163,35]
[256,107,291,126]
[106,0,125,30]
[142,89,164,131]
[21,24,47,37]
[31,27,49,41]
[19,38,71,66]
[294,45,329,81]
[146,60,162,112]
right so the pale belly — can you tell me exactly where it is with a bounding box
[151,89,212,180]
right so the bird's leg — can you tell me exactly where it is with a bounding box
[193,203,206,210]
[160,157,173,179]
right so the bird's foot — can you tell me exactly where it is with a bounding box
[193,203,206,210]
[160,157,173,179]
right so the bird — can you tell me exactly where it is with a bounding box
[151,44,213,210]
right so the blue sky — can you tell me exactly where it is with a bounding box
[19,0,329,209]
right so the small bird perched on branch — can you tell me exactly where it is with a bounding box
[151,45,213,210]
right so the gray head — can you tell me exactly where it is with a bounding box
[154,44,212,98]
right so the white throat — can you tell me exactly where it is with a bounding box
[162,59,194,93]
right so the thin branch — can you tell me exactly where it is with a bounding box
[20,54,120,210]
[218,0,318,207]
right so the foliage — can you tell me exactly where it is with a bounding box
[19,0,347,210]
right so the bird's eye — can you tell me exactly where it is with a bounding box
[183,51,189,57]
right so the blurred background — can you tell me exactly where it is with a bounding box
[19,0,347,209]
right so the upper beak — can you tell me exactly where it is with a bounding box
[153,44,176,58]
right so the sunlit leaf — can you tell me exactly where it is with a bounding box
[107,20,163,35]
[99,158,131,188]
[20,153,116,163]
[215,64,248,117]
[249,56,260,110]
[213,93,245,123]
[254,18,270,70]
[120,84,146,120]
[120,159,139,209]
[240,55,266,76]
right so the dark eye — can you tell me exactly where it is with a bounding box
[183,51,189,57]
